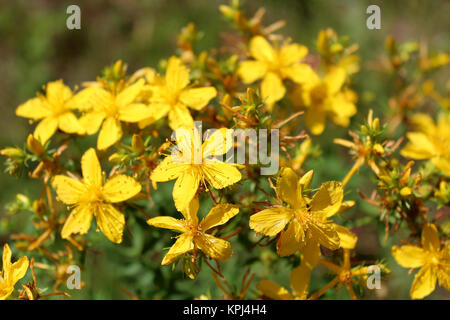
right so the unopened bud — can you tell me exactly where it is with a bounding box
[0,147,24,158]
[373,143,384,155]
[221,94,234,120]
[132,134,145,154]
[372,118,380,131]
[33,199,46,218]
[26,135,44,157]
[246,87,257,106]
[219,5,235,19]
[400,187,412,197]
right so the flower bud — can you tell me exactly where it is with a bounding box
[0,147,24,158]
[220,94,234,120]
[26,134,44,157]
[246,87,257,106]
[132,134,145,154]
[373,143,385,155]
[400,187,412,197]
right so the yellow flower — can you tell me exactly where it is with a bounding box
[290,67,357,135]
[250,167,342,256]
[0,244,29,300]
[139,56,217,130]
[150,126,241,212]
[147,197,239,265]
[77,79,153,150]
[238,36,314,109]
[16,80,85,144]
[313,247,387,300]
[392,223,450,299]
[257,241,321,300]
[52,148,142,243]
[401,113,450,175]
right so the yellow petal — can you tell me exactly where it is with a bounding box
[301,240,321,268]
[168,104,194,129]
[431,157,450,176]
[308,221,340,250]
[392,245,426,268]
[256,280,294,300]
[116,79,145,106]
[277,221,303,257]
[175,126,202,157]
[151,156,186,182]
[173,168,200,212]
[180,196,199,225]
[421,224,440,253]
[437,114,450,136]
[282,63,318,85]
[437,265,450,291]
[97,117,123,150]
[34,117,59,144]
[202,161,242,189]
[328,94,357,127]
[179,87,217,111]
[166,56,190,92]
[52,175,87,204]
[81,148,102,187]
[410,113,436,133]
[410,264,437,299]
[299,170,314,190]
[310,181,343,218]
[9,256,29,285]
[202,128,234,157]
[194,233,232,261]
[2,244,12,272]
[279,43,308,66]
[400,133,435,159]
[147,216,186,233]
[95,204,125,244]
[161,233,194,265]
[74,87,112,112]
[323,67,346,95]
[79,112,105,135]
[237,61,267,84]
[58,112,85,135]
[249,207,293,237]
[276,167,300,208]
[118,103,155,123]
[16,97,50,120]
[61,204,94,239]
[200,204,239,231]
[261,72,286,106]
[138,103,171,129]
[0,287,14,300]
[334,224,358,249]
[305,107,326,135]
[290,264,311,299]
[249,36,275,63]
[102,175,142,203]
[45,80,72,105]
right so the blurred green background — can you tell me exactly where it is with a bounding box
[0,0,449,299]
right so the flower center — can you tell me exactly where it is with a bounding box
[310,84,328,106]
[293,206,315,242]
[85,185,104,203]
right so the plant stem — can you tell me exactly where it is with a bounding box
[309,276,339,300]
[342,157,364,187]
